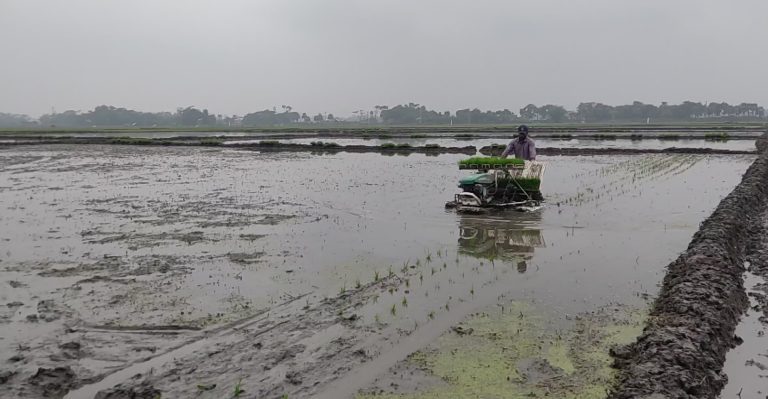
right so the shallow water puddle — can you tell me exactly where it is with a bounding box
[720,270,768,399]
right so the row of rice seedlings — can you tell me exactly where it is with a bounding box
[562,154,702,206]
[361,248,518,330]
[458,156,525,168]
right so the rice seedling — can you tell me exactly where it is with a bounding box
[355,279,361,289]
[374,270,380,282]
[428,311,435,320]
[402,297,408,307]
[390,303,397,316]
[458,156,524,168]
[233,379,245,397]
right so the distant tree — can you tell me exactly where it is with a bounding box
[313,113,324,122]
[519,104,542,121]
[327,113,335,121]
[177,107,214,126]
[576,102,614,122]
[301,113,311,123]
[374,105,389,121]
[380,103,451,124]
[241,109,300,126]
[0,112,34,127]
[39,110,85,127]
[539,105,567,122]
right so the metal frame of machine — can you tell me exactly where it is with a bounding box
[447,161,546,212]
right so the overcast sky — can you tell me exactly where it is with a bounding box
[2,0,768,117]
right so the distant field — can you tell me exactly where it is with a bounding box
[0,121,766,136]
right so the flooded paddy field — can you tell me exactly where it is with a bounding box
[0,144,757,398]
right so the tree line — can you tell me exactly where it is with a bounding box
[1,100,765,128]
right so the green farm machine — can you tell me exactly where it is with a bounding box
[446,157,546,212]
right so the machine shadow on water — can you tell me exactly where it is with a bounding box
[457,211,545,274]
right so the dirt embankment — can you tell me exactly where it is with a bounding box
[479,145,756,156]
[1,137,756,156]
[0,137,478,155]
[609,132,768,398]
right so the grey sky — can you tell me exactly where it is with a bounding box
[2,0,767,117]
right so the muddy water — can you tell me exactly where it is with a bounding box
[0,145,754,398]
[721,271,768,399]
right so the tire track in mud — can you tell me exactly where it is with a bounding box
[62,276,404,399]
[609,132,768,398]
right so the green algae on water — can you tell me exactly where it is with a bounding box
[358,302,646,399]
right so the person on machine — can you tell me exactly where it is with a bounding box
[500,125,536,161]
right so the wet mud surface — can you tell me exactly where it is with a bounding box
[0,144,756,398]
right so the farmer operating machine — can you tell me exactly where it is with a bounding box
[446,157,546,212]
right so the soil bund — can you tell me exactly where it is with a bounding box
[608,131,768,398]
[0,138,757,156]
[479,146,756,156]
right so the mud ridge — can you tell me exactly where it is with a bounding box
[1,137,755,156]
[609,132,768,398]
[480,145,756,156]
[0,137,477,155]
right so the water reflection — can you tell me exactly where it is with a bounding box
[457,211,545,272]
